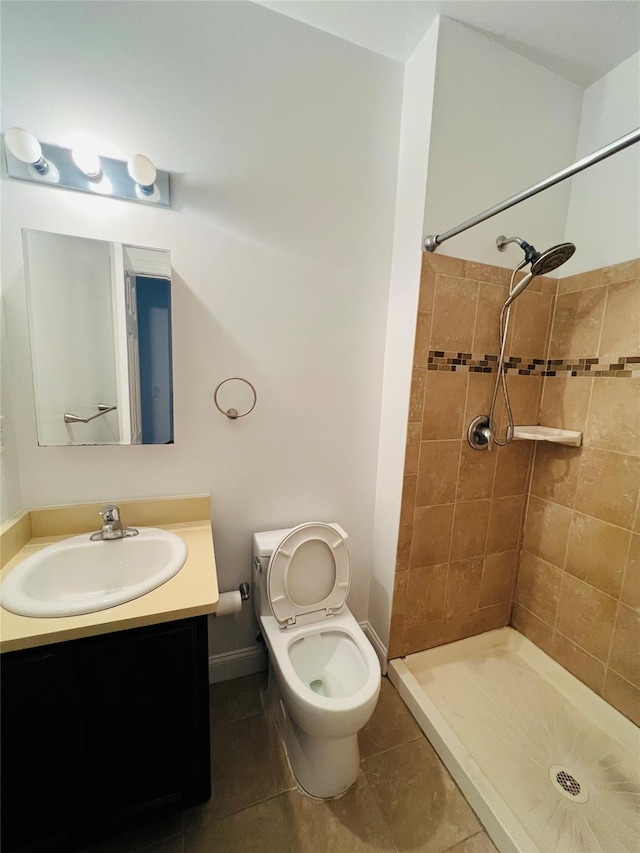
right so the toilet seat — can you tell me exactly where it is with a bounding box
[267,522,350,627]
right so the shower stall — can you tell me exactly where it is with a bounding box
[388,128,640,851]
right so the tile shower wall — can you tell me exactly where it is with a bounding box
[514,258,640,725]
[389,254,555,658]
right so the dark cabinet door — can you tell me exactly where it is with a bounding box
[1,617,210,852]
[78,617,210,831]
[0,645,85,853]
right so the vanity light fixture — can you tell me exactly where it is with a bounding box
[2,127,171,207]
[4,127,49,174]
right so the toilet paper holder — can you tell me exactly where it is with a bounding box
[213,582,250,618]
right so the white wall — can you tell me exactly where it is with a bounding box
[423,17,583,270]
[1,1,403,655]
[369,18,440,647]
[565,51,640,273]
[0,316,23,523]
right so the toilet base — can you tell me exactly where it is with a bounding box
[268,665,359,799]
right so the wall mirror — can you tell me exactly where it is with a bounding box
[23,229,174,446]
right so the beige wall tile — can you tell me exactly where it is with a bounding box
[609,603,640,687]
[551,633,605,695]
[465,373,495,425]
[510,290,554,360]
[400,475,417,526]
[529,444,581,508]
[457,441,497,501]
[424,253,467,278]
[522,495,571,568]
[402,619,443,655]
[408,369,426,423]
[585,378,640,456]
[392,570,409,618]
[599,278,640,360]
[494,441,533,497]
[472,281,509,355]
[565,512,630,598]
[419,255,436,313]
[444,557,483,617]
[475,602,511,633]
[558,259,640,295]
[503,375,542,428]
[480,551,518,607]
[621,534,640,609]
[404,423,421,477]
[602,670,640,727]
[416,441,461,507]
[549,287,606,359]
[396,524,413,572]
[450,500,491,561]
[411,504,454,567]
[511,602,554,653]
[515,551,562,625]
[574,448,640,529]
[486,495,526,554]
[441,612,481,644]
[555,574,617,661]
[539,376,592,433]
[431,275,478,351]
[406,564,447,627]
[422,370,468,440]
[413,310,432,367]
[465,261,512,286]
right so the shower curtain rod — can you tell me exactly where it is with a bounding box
[424,126,640,252]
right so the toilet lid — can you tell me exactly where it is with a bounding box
[267,523,350,627]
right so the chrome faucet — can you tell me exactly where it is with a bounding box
[90,505,139,541]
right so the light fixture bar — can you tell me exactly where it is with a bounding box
[2,137,171,208]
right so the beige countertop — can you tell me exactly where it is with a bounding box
[0,500,219,653]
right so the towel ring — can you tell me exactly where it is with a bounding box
[214,377,257,420]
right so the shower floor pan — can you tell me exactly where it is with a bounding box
[389,627,639,853]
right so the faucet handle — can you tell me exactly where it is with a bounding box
[99,504,120,524]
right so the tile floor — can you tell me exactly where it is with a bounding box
[85,673,497,853]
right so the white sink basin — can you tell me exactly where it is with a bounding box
[0,528,187,618]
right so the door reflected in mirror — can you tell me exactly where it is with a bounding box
[23,229,174,446]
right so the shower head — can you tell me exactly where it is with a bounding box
[497,235,576,306]
[530,242,576,275]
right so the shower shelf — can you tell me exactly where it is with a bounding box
[512,425,582,446]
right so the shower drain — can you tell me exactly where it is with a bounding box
[548,765,589,803]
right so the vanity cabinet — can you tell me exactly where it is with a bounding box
[1,616,210,853]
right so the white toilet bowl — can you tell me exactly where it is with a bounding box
[253,524,381,798]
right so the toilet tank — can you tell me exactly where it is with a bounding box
[252,527,294,619]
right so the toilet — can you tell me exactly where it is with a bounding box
[252,522,381,798]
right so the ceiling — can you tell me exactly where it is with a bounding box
[255,0,640,86]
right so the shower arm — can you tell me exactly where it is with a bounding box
[424,126,640,252]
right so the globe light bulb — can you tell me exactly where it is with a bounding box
[72,146,102,180]
[4,127,49,174]
[127,153,157,194]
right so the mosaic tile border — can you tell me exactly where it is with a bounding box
[427,351,640,378]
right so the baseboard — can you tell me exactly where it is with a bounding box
[361,621,389,676]
[208,644,267,684]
